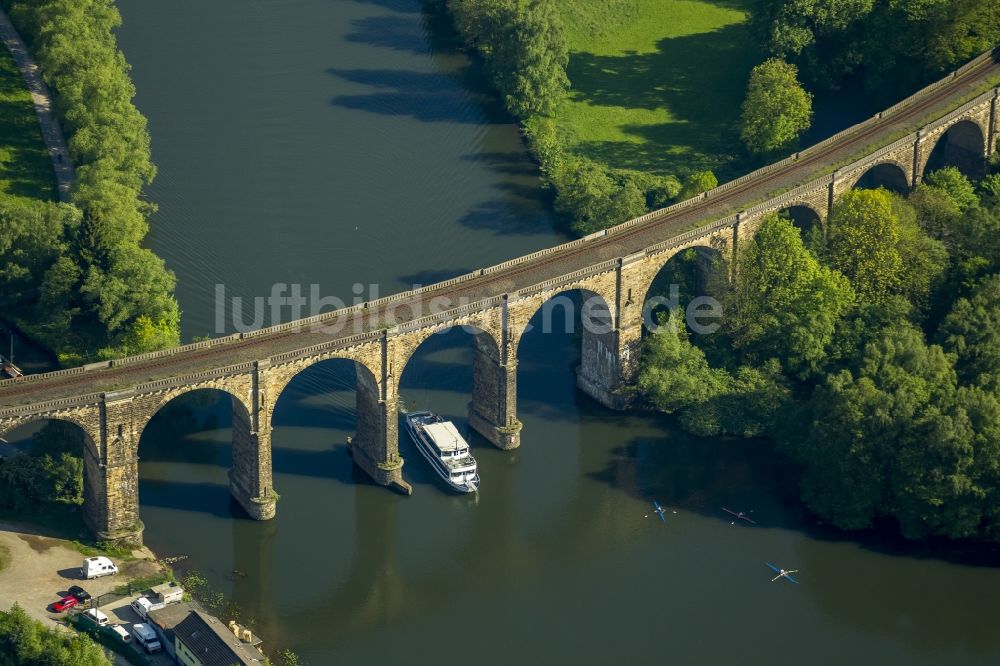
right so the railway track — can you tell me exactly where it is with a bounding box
[2,52,998,408]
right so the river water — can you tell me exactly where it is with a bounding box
[106,1,1000,663]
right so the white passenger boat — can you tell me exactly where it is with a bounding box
[404,411,479,493]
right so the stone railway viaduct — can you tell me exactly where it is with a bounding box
[2,49,999,545]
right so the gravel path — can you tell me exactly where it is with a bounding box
[0,6,74,202]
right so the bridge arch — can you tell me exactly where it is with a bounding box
[397,322,514,456]
[922,119,987,179]
[269,355,394,488]
[638,244,727,336]
[851,161,911,194]
[137,388,248,518]
[0,413,99,458]
[514,287,618,409]
[139,383,253,431]
[779,204,823,235]
[0,418,105,535]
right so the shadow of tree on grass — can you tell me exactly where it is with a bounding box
[565,22,762,180]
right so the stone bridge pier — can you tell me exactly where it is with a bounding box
[469,328,519,450]
[465,297,520,450]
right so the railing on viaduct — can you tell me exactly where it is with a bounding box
[0,47,997,546]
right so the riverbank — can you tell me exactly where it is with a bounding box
[0,0,179,366]
[437,0,764,235]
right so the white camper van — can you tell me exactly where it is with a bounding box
[130,596,164,620]
[81,608,109,627]
[110,624,132,643]
[80,556,118,579]
[131,623,162,653]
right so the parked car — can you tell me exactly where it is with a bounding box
[130,623,162,653]
[52,595,78,612]
[81,608,109,627]
[130,596,166,620]
[67,585,91,602]
[80,556,118,579]
[110,625,132,643]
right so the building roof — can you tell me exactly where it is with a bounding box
[151,581,183,597]
[148,601,198,631]
[169,609,266,665]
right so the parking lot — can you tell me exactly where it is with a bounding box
[0,521,160,625]
[81,597,175,665]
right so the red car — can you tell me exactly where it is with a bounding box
[52,595,78,612]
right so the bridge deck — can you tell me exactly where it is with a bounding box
[2,51,999,409]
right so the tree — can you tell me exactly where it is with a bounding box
[753,0,1000,101]
[909,182,963,241]
[679,360,790,438]
[638,314,730,414]
[498,0,570,117]
[0,603,110,665]
[725,213,854,377]
[740,58,813,155]
[639,314,789,437]
[892,194,949,313]
[827,189,903,305]
[938,273,1000,391]
[924,167,979,212]
[3,0,180,362]
[448,0,569,118]
[978,173,1000,207]
[781,320,989,538]
[678,170,718,201]
[552,157,646,235]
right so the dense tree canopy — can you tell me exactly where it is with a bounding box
[638,154,1000,542]
[753,0,1000,100]
[725,213,854,377]
[827,189,903,304]
[939,274,1000,391]
[0,603,110,665]
[447,0,569,117]
[785,320,999,539]
[740,58,813,155]
[551,156,647,235]
[1,0,180,362]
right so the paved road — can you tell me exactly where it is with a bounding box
[0,7,75,201]
[1,49,998,409]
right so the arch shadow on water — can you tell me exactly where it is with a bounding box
[516,289,615,424]
[138,389,242,519]
[270,358,381,487]
[397,325,489,490]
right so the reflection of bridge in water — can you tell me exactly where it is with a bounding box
[229,421,646,649]
[1,48,999,544]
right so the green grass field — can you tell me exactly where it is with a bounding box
[555,0,762,181]
[0,43,56,202]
